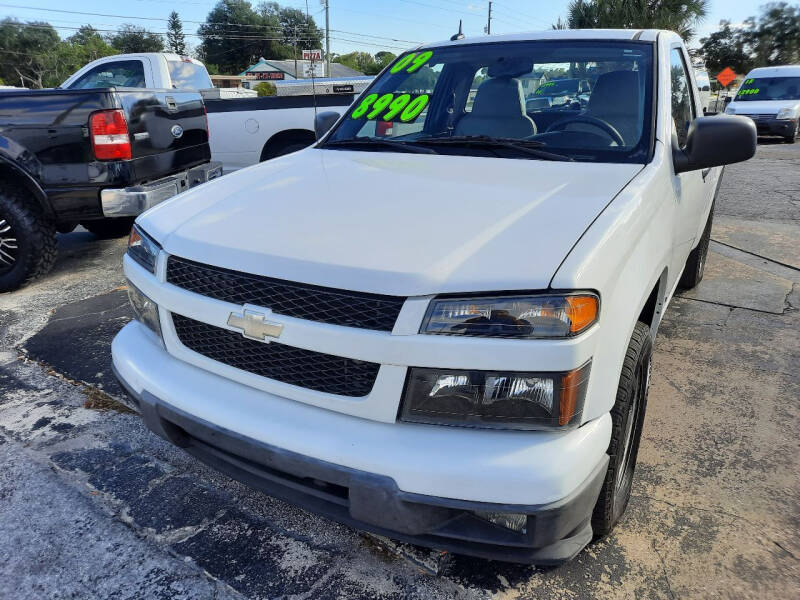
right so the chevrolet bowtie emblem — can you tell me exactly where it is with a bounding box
[227,309,283,341]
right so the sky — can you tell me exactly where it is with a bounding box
[0,0,774,63]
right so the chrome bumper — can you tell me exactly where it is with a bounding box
[101,162,222,217]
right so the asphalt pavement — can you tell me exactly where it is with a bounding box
[0,142,798,599]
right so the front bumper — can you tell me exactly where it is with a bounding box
[112,321,611,564]
[101,161,222,217]
[745,116,796,137]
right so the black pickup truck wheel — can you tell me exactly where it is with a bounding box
[80,217,135,239]
[0,186,57,293]
[592,321,652,536]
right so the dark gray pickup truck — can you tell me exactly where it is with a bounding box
[0,87,221,292]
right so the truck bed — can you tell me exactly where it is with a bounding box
[0,87,211,221]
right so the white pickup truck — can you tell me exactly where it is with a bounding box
[112,30,756,564]
[62,53,359,171]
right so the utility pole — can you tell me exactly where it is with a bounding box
[324,0,330,77]
[487,1,492,35]
[293,26,298,79]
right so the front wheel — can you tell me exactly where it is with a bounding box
[784,120,798,144]
[592,321,652,536]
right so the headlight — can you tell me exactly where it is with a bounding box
[421,293,598,338]
[400,362,591,430]
[777,107,796,120]
[127,224,160,274]
[725,106,736,115]
[126,279,162,338]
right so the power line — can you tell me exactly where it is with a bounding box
[0,3,421,47]
[489,2,552,28]
[0,21,320,41]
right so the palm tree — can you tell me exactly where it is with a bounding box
[566,0,709,41]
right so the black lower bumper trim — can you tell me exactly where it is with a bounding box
[750,118,796,137]
[114,366,608,564]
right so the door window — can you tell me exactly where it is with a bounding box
[670,49,696,148]
[70,60,146,89]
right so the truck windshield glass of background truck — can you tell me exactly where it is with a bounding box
[736,77,800,101]
[324,41,654,163]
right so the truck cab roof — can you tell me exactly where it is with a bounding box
[425,28,664,49]
[745,65,800,78]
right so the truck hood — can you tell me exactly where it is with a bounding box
[729,99,800,115]
[140,149,641,296]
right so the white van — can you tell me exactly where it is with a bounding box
[725,64,800,142]
[694,67,711,113]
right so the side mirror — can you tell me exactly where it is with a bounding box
[724,96,733,104]
[673,116,756,174]
[315,111,340,140]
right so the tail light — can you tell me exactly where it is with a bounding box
[90,109,132,161]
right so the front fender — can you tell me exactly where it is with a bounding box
[550,146,674,422]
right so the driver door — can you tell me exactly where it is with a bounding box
[669,46,711,276]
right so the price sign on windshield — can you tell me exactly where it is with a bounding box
[738,78,760,96]
[350,93,430,123]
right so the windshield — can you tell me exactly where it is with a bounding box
[736,77,800,101]
[167,61,213,89]
[324,40,654,163]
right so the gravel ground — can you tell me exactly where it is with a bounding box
[0,142,798,599]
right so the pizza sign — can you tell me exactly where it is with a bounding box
[302,49,323,61]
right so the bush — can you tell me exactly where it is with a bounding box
[255,81,277,96]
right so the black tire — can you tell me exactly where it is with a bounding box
[0,185,57,293]
[678,202,714,290]
[784,120,798,144]
[80,217,135,239]
[592,321,652,536]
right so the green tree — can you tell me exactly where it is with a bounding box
[698,20,752,74]
[198,0,322,74]
[699,4,800,75]
[267,3,323,51]
[565,0,709,41]
[108,24,164,54]
[254,81,276,96]
[49,25,118,86]
[167,11,187,55]
[0,18,60,88]
[374,51,396,71]
[336,51,378,75]
[747,3,800,66]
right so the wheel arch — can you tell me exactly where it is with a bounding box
[260,128,317,162]
[637,267,669,339]
[0,155,52,218]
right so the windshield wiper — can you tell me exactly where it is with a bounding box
[415,135,574,161]
[322,138,438,154]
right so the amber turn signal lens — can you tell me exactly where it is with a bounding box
[128,226,142,249]
[565,295,599,334]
